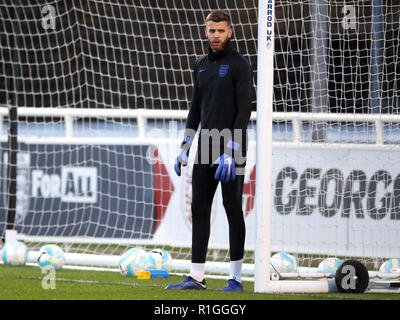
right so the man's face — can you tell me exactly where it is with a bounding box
[205,20,232,52]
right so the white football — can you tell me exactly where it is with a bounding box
[145,249,172,271]
[317,257,343,274]
[270,252,297,273]
[379,258,400,280]
[118,248,147,277]
[37,244,65,270]
[2,241,29,266]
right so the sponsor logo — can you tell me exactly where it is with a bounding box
[32,167,97,203]
[274,166,400,220]
[266,0,274,47]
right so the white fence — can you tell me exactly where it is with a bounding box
[1,106,400,145]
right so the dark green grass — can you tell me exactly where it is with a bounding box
[0,265,399,300]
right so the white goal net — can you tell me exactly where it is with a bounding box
[1,0,400,287]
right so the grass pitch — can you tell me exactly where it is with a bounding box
[0,264,399,301]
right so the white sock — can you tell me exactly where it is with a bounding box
[229,259,243,283]
[189,262,205,282]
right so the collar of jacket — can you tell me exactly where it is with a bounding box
[207,41,233,61]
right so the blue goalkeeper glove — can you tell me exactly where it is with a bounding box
[213,140,239,183]
[174,136,191,176]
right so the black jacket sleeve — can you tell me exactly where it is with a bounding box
[183,62,201,146]
[231,56,253,147]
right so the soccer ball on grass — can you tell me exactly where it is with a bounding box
[270,251,297,273]
[317,257,343,274]
[118,247,147,277]
[379,258,400,280]
[145,249,172,271]
[2,240,29,266]
[37,244,65,270]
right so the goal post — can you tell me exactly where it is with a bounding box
[253,0,400,293]
[254,0,274,293]
[255,0,337,294]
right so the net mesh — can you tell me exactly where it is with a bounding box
[0,0,399,277]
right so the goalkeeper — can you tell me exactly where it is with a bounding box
[166,10,253,292]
